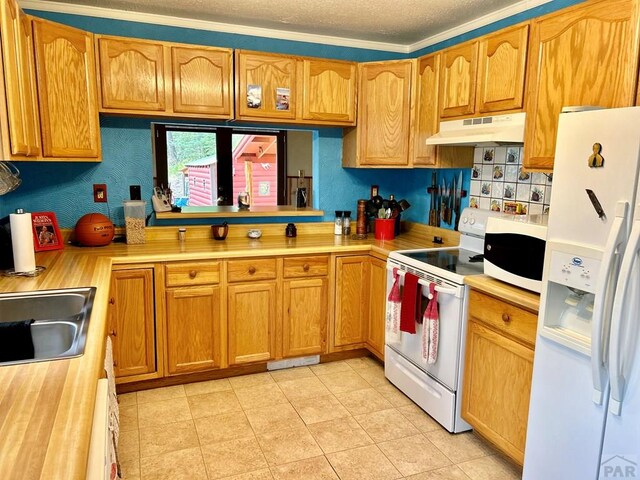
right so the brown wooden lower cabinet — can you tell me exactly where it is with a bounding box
[462,289,536,466]
[227,281,277,365]
[282,277,328,357]
[366,256,387,359]
[333,255,370,348]
[108,268,157,381]
[165,285,221,375]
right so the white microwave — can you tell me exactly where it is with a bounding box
[483,214,548,293]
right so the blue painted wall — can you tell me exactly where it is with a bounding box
[0,1,581,228]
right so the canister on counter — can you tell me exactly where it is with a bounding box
[342,211,351,236]
[334,210,343,235]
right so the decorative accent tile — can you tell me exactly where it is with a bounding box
[517,167,532,183]
[471,165,481,180]
[480,183,491,197]
[492,165,504,180]
[530,185,544,203]
[506,147,520,164]
[490,199,502,212]
[482,148,495,163]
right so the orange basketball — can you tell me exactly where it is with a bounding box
[74,213,114,246]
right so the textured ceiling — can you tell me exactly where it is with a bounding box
[33,0,528,44]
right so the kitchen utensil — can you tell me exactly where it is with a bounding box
[0,162,21,195]
[429,172,437,226]
[440,179,446,224]
[454,171,463,230]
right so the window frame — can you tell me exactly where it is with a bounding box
[153,123,288,207]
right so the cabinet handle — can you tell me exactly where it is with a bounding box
[502,313,511,323]
[303,263,310,272]
[109,298,115,305]
[109,330,117,337]
[248,266,256,274]
[189,270,197,279]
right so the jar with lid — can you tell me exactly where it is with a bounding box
[342,210,352,236]
[334,210,343,235]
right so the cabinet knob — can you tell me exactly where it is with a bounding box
[113,360,117,367]
[109,297,115,305]
[303,263,310,272]
[248,266,256,275]
[109,330,117,337]
[502,313,511,323]
[189,270,197,279]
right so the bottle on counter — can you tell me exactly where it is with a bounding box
[342,211,351,236]
[334,210,344,235]
[389,194,401,236]
[356,200,367,236]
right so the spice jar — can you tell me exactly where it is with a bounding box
[342,211,351,236]
[334,210,343,235]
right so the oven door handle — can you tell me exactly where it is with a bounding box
[386,266,461,298]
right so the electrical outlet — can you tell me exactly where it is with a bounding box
[93,184,107,203]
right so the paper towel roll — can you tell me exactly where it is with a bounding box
[10,209,35,273]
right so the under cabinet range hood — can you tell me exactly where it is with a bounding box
[425,112,526,147]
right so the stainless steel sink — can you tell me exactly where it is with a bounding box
[0,287,96,366]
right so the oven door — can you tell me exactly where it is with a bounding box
[385,262,465,391]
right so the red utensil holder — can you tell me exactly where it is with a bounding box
[375,218,395,240]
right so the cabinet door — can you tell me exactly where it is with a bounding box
[302,58,356,124]
[283,277,328,357]
[524,0,640,169]
[334,256,370,348]
[0,0,40,157]
[97,36,166,112]
[108,269,155,378]
[439,42,478,118]
[462,319,533,465]
[476,23,529,114]
[171,45,233,117]
[236,50,297,120]
[166,286,221,375]
[413,53,440,166]
[366,257,386,359]
[228,282,277,364]
[32,18,101,159]
[357,60,414,166]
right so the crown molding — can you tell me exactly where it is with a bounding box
[407,0,553,52]
[21,0,553,54]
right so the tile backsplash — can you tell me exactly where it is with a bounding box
[469,145,552,215]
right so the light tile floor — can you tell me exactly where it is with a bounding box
[117,357,522,480]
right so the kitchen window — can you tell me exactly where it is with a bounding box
[153,124,287,207]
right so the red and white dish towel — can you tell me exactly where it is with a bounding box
[421,282,440,364]
[385,268,402,344]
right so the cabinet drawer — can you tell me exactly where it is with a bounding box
[468,290,537,347]
[283,255,328,278]
[227,258,277,283]
[165,261,220,287]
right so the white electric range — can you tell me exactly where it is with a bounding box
[385,207,502,433]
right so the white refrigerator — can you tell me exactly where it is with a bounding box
[523,107,640,480]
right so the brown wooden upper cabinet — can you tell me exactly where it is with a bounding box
[235,50,298,121]
[524,0,640,170]
[96,35,233,119]
[440,42,479,118]
[235,50,357,126]
[440,23,528,120]
[32,18,101,160]
[343,60,415,167]
[0,0,40,159]
[171,45,233,116]
[476,23,529,114]
[301,58,356,124]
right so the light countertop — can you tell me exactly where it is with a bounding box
[0,222,456,480]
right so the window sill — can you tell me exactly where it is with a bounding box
[155,206,325,219]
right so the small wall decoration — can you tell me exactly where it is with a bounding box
[247,84,262,109]
[588,142,604,167]
[31,211,63,252]
[276,87,290,111]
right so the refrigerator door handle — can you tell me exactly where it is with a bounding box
[591,201,628,405]
[608,214,640,415]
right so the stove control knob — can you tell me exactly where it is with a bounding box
[469,218,476,225]
[462,217,468,224]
